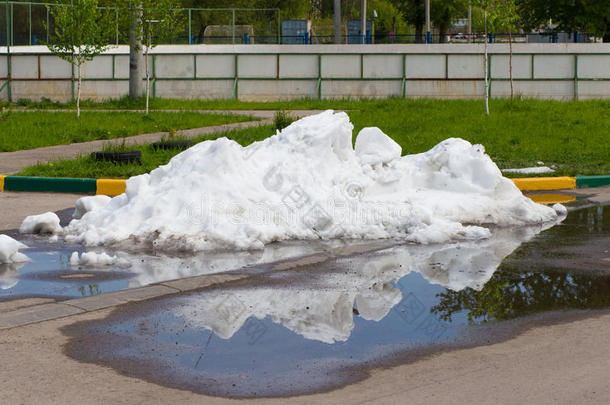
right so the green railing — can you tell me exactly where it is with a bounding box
[0,1,281,46]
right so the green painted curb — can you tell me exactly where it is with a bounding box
[576,175,610,189]
[3,176,97,194]
[1,175,610,195]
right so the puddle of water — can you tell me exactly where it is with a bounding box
[0,234,362,300]
[0,239,129,299]
[63,205,610,398]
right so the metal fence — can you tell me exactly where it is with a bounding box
[0,1,594,47]
[0,1,282,46]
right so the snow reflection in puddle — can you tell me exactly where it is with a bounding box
[63,208,610,397]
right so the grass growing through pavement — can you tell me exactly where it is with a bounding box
[15,98,610,178]
[0,111,254,152]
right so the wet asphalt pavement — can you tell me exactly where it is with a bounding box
[55,204,610,398]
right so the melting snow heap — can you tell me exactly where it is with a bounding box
[64,110,561,251]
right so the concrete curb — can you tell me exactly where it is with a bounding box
[0,273,247,330]
[2,175,610,196]
[1,176,97,194]
[512,176,576,191]
[0,176,123,196]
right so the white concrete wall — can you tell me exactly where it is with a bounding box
[1,44,609,102]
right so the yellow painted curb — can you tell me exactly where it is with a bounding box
[512,176,576,191]
[0,175,4,192]
[526,194,576,205]
[96,179,126,196]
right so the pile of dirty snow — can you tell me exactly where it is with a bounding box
[69,251,130,268]
[502,166,555,174]
[64,110,561,251]
[20,212,62,234]
[0,234,30,264]
[73,195,111,219]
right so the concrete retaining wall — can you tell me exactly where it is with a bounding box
[1,44,610,102]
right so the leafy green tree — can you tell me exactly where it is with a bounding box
[46,0,115,117]
[395,0,468,43]
[487,0,519,99]
[432,269,610,324]
[518,0,610,42]
[394,0,425,42]
[431,0,467,43]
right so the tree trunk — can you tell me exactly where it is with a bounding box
[509,30,514,100]
[415,23,423,43]
[145,46,150,115]
[334,0,341,44]
[602,18,610,42]
[484,11,489,116]
[76,55,81,119]
[129,2,144,100]
[439,25,448,43]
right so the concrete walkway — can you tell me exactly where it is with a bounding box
[0,187,609,403]
[0,264,608,405]
[0,192,83,230]
[0,110,324,174]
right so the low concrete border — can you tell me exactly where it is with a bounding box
[96,179,126,196]
[576,175,610,189]
[0,273,247,330]
[2,176,97,194]
[2,175,610,195]
[512,176,577,191]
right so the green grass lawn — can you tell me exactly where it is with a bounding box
[14,98,610,178]
[17,125,274,179]
[0,111,255,152]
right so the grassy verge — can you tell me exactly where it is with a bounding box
[0,111,255,152]
[17,125,274,178]
[15,98,610,178]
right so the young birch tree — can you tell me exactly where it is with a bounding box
[473,0,491,115]
[121,0,182,115]
[46,0,114,118]
[488,0,519,100]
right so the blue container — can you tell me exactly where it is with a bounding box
[282,20,309,45]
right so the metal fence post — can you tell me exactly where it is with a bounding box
[115,8,119,45]
[233,53,239,99]
[574,54,579,101]
[317,54,321,99]
[10,1,13,46]
[29,2,32,45]
[188,9,191,45]
[277,9,281,44]
[5,0,11,102]
[231,9,235,44]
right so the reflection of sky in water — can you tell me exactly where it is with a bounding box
[104,271,472,396]
[0,239,349,299]
[66,206,610,397]
[95,221,551,397]
[0,245,130,298]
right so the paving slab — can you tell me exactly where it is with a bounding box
[64,285,179,312]
[271,254,331,271]
[0,298,56,314]
[160,274,247,292]
[0,303,84,329]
